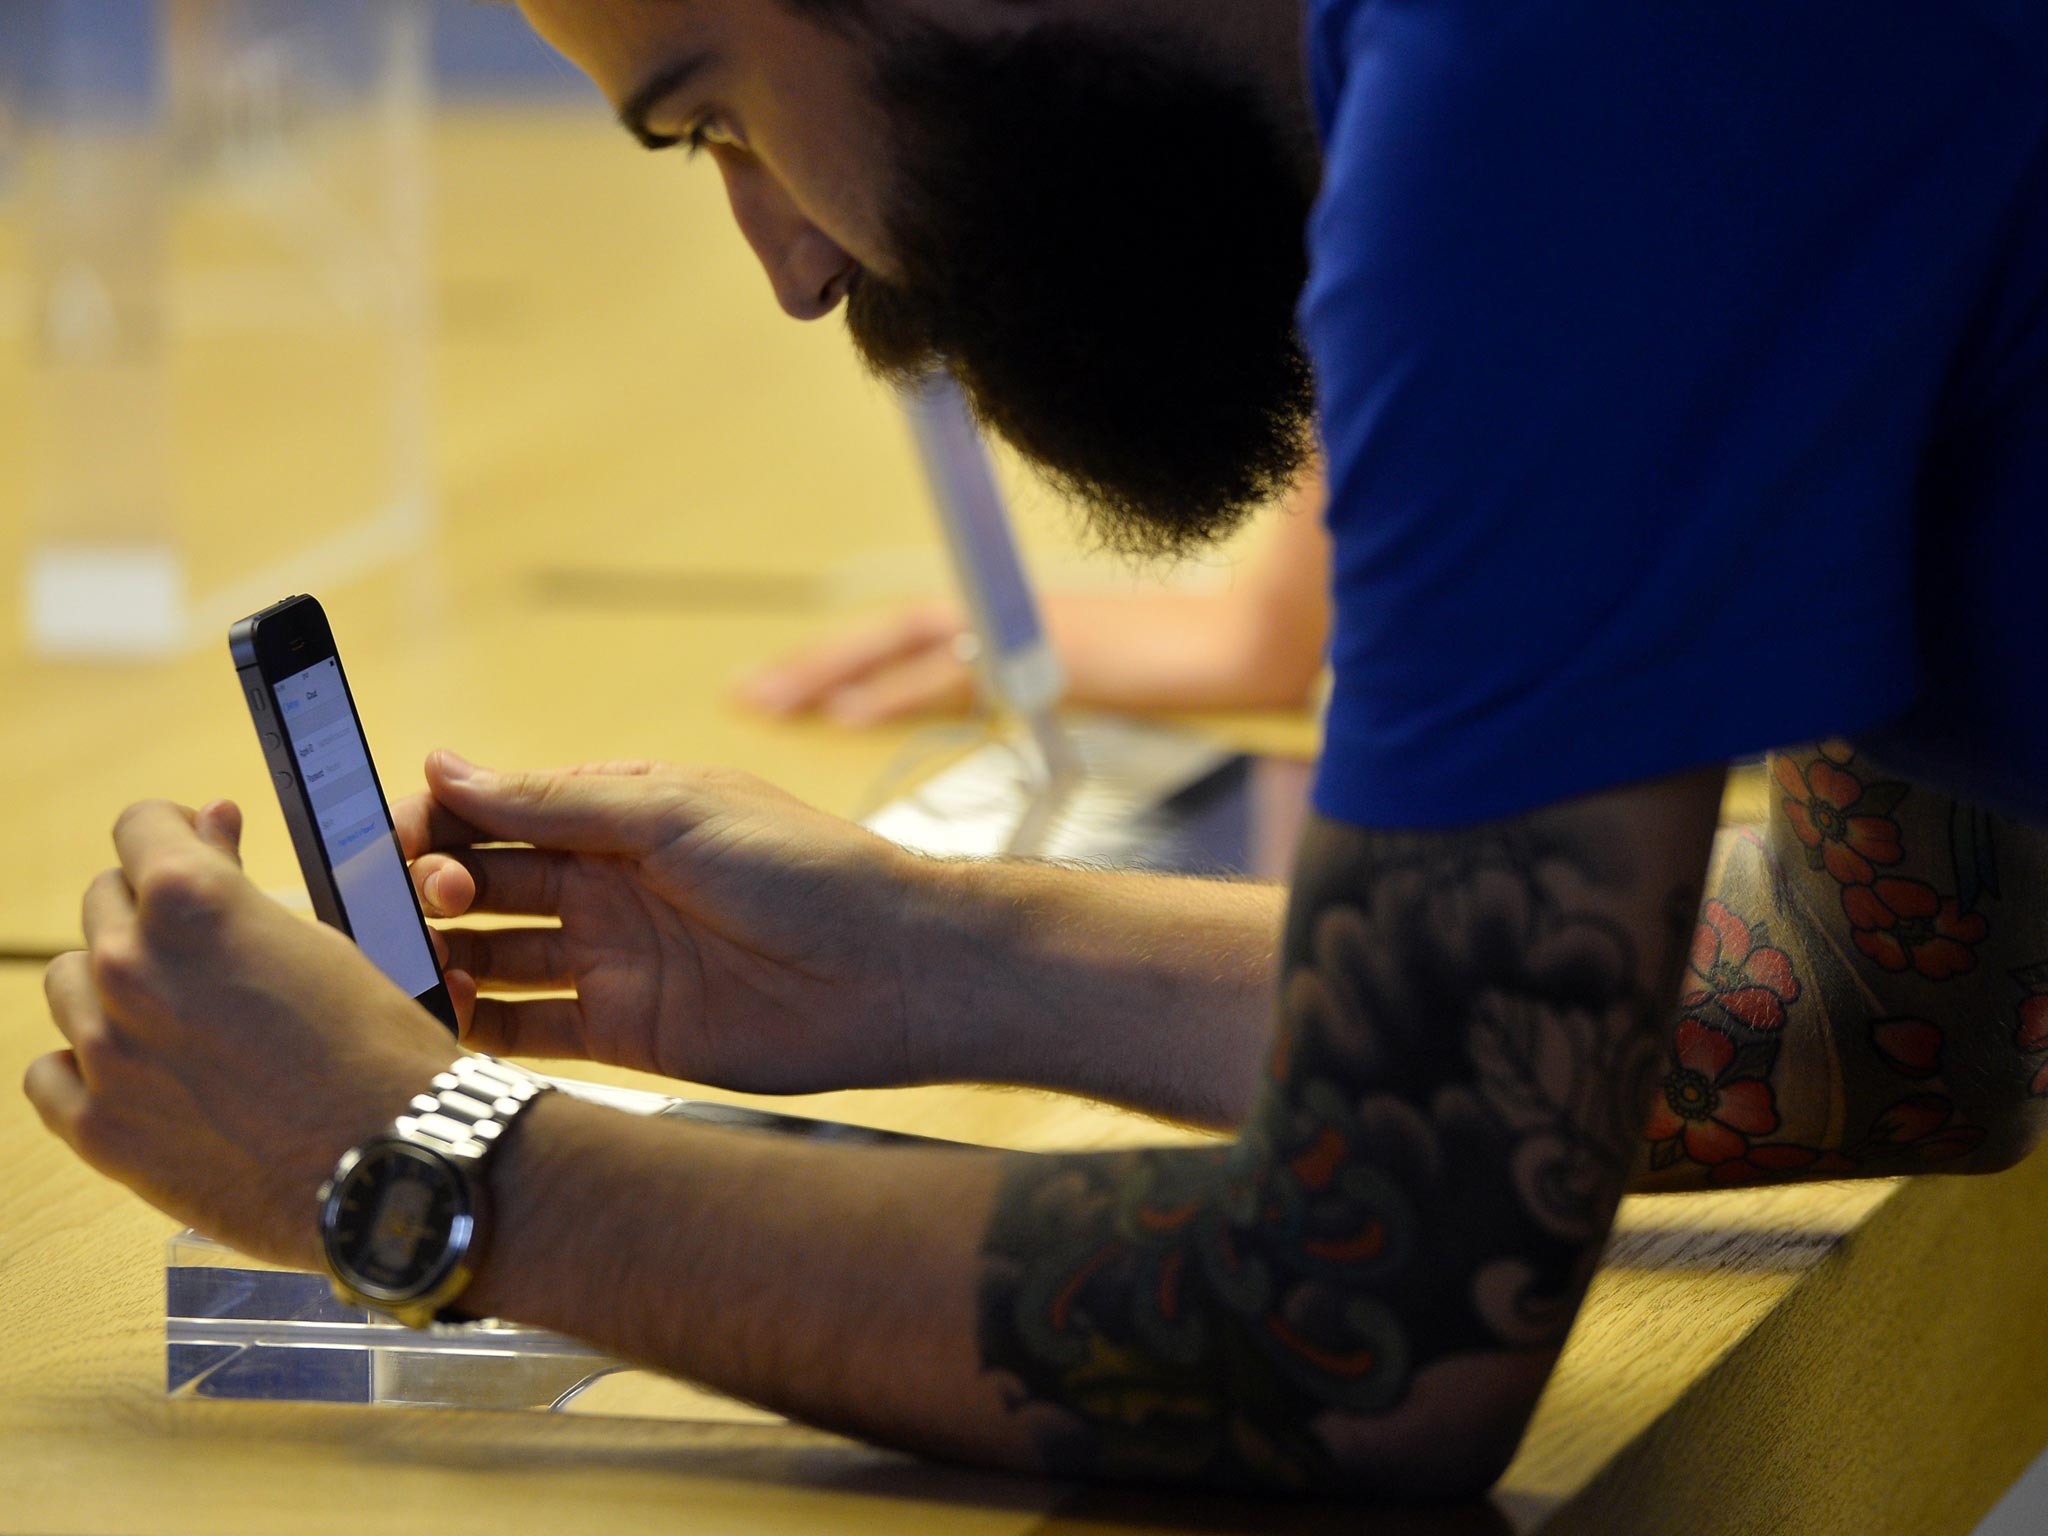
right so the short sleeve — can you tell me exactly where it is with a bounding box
[1302,0,2032,828]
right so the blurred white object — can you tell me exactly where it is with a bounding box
[901,374,1068,725]
[17,0,434,658]
[27,544,186,653]
[864,713,1231,863]
[901,374,1082,853]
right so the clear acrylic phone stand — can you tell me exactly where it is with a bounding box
[165,1226,658,1414]
[164,1074,947,1421]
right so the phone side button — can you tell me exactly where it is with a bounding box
[274,770,296,791]
[249,688,268,715]
[263,732,283,753]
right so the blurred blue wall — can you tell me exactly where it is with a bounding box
[6,2,586,106]
[432,0,584,97]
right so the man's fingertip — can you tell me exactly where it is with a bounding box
[825,689,874,725]
[738,676,800,714]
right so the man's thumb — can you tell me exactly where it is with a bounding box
[195,799,245,867]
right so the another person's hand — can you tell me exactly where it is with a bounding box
[24,800,459,1271]
[398,754,944,1095]
[735,599,976,724]
[735,492,1333,724]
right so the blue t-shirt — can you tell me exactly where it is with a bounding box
[1303,0,2048,828]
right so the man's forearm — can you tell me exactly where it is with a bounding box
[905,857,1283,1129]
[462,1091,1044,1463]
[466,773,1723,1500]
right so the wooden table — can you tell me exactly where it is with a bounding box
[1,107,2042,1535]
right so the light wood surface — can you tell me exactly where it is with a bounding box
[1,106,2043,1535]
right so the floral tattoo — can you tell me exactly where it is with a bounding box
[979,817,1692,1491]
[1639,742,2048,1190]
[1775,747,1989,981]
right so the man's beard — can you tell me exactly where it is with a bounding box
[845,23,1320,560]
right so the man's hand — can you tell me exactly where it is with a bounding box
[400,752,1286,1123]
[398,753,949,1095]
[23,800,457,1271]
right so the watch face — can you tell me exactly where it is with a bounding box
[324,1139,470,1299]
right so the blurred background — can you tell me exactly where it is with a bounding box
[0,0,1299,954]
[3,7,2045,1527]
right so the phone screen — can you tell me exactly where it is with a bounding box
[270,656,440,997]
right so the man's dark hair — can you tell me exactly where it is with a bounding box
[778,0,873,34]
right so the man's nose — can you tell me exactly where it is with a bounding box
[718,159,856,322]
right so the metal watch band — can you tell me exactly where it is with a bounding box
[395,1053,551,1167]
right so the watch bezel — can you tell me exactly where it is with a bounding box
[318,1134,481,1312]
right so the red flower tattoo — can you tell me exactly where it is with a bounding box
[1773,756,1904,886]
[2019,995,2048,1056]
[2015,992,2048,1098]
[1842,879,1988,979]
[1708,1094,1985,1185]
[1870,1016,1944,1079]
[1681,900,1800,1032]
[1863,1093,1985,1163]
[1645,1017,1779,1166]
[1709,1143,1856,1187]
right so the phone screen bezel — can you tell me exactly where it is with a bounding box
[251,598,458,1032]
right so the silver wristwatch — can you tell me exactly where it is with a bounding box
[315,1053,552,1329]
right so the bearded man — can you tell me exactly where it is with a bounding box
[29,0,2048,1499]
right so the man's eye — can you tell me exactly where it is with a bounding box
[683,118,742,158]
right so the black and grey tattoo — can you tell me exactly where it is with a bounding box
[978,811,1703,1493]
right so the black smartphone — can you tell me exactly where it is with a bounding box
[229,595,457,1031]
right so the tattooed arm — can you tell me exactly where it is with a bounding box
[461,766,1720,1497]
[1633,744,2048,1190]
[974,768,1723,1492]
